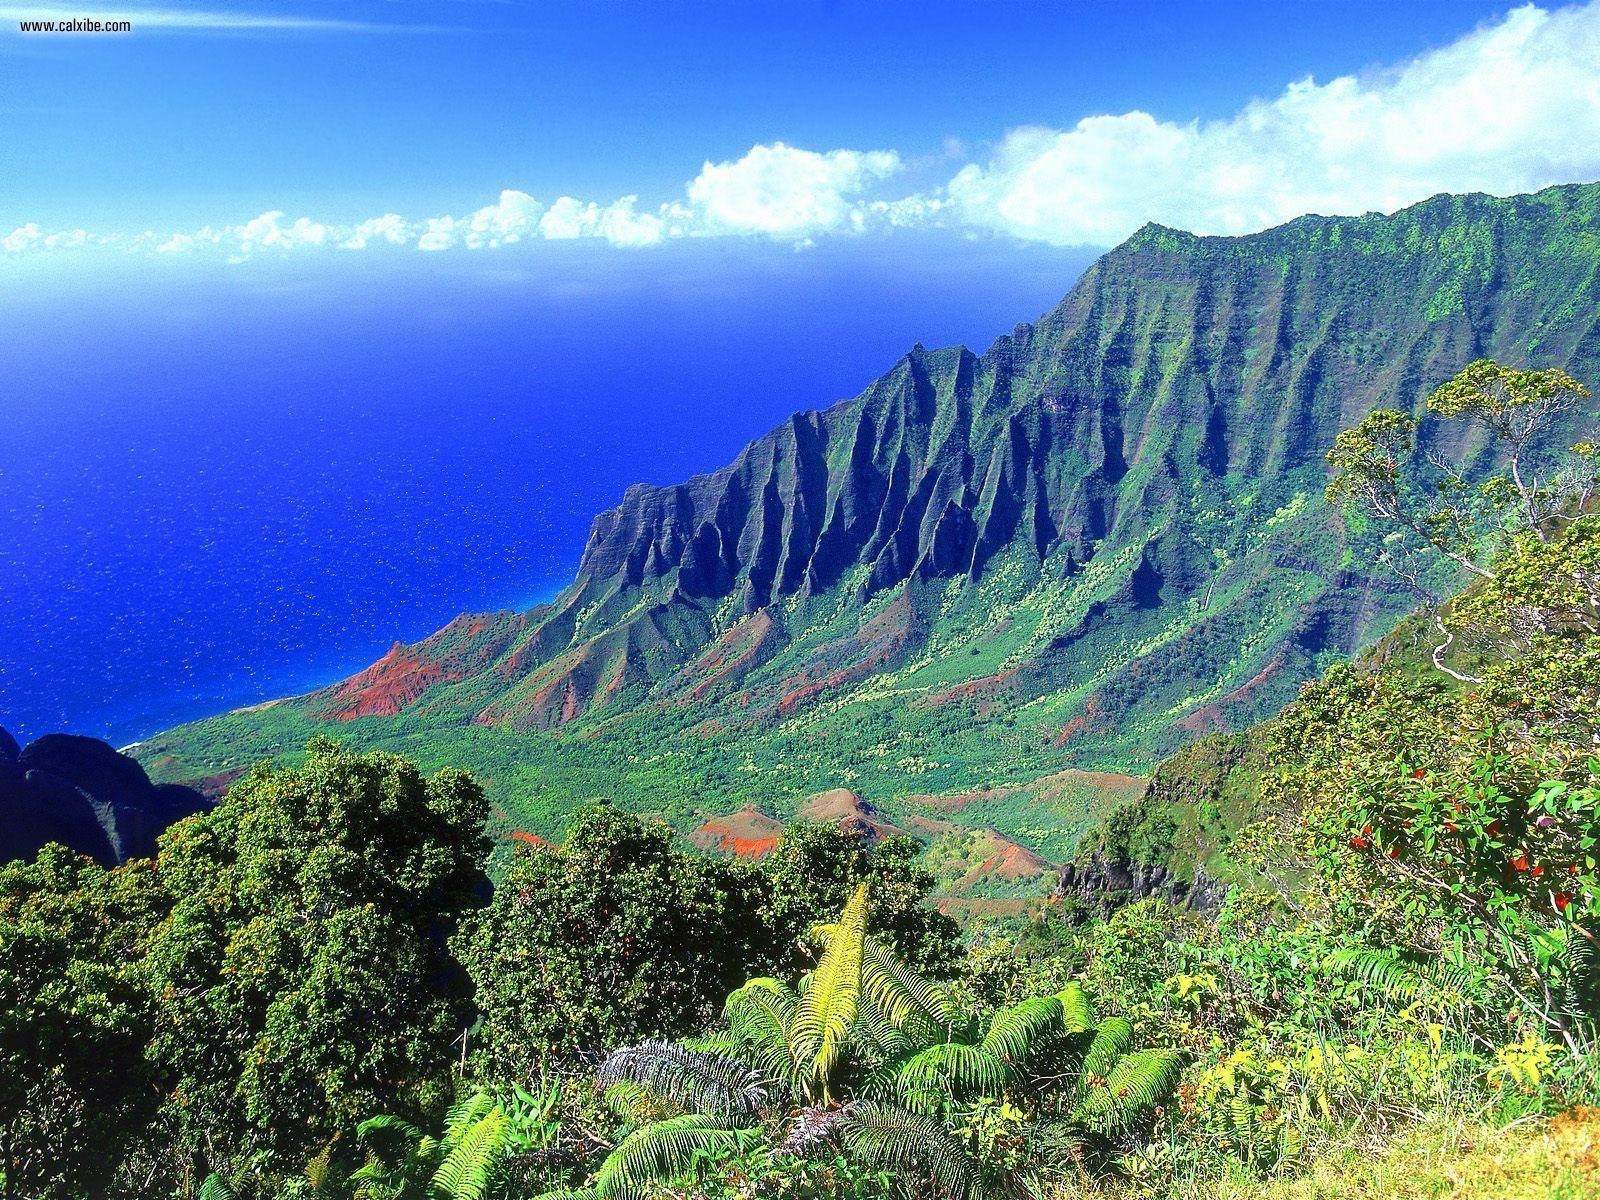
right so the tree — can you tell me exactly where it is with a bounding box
[1287,377,1600,1073]
[1326,359,1597,678]
[463,811,963,1085]
[746,822,963,981]
[347,1084,564,1200]
[144,740,490,1188]
[0,846,164,1200]
[463,806,755,1080]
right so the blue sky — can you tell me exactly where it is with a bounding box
[6,1,1600,257]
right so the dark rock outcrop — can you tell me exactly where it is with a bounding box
[0,727,210,867]
[1057,850,1227,917]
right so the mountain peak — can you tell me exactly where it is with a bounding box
[143,182,1600,803]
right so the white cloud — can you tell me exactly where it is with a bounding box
[342,214,412,250]
[686,142,903,236]
[415,216,459,253]
[945,2,1600,244]
[3,223,43,253]
[464,190,543,247]
[534,196,668,246]
[9,3,1600,261]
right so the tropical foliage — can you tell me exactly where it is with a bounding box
[4,358,1599,1197]
[550,883,1180,1199]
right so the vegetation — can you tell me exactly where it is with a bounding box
[3,360,1597,1198]
[137,183,1600,851]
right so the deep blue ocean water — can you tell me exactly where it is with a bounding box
[0,236,1092,746]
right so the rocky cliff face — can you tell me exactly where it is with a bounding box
[1,728,209,866]
[151,182,1600,786]
[1057,852,1229,917]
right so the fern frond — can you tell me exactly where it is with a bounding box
[853,1002,923,1063]
[981,995,1063,1067]
[197,1175,237,1200]
[1325,948,1422,999]
[602,1079,653,1122]
[431,1105,509,1200]
[791,882,870,1096]
[1056,982,1095,1033]
[1079,1017,1134,1084]
[442,1091,497,1143]
[1076,1048,1184,1133]
[836,1101,973,1199]
[593,1114,755,1193]
[859,934,963,1033]
[894,1042,1012,1113]
[354,1112,429,1168]
[724,977,801,1084]
[355,1112,426,1144]
[597,1039,768,1118]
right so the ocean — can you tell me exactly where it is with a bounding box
[0,234,1091,746]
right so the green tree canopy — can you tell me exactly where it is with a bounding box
[0,846,164,1200]
[143,738,490,1186]
[462,805,754,1080]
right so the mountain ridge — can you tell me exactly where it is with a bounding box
[141,180,1600,838]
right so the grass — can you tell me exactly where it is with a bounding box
[1136,1110,1600,1200]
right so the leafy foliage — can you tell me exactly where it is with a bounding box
[143,739,492,1186]
[0,846,163,1200]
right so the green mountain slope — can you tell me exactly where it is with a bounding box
[138,182,1600,841]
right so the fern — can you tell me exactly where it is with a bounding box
[430,1104,509,1200]
[441,1092,497,1143]
[593,1114,756,1193]
[356,1112,428,1152]
[601,1079,653,1122]
[791,882,870,1098]
[1076,1048,1184,1133]
[1056,982,1095,1034]
[859,934,964,1034]
[980,995,1063,1067]
[597,1039,768,1117]
[197,1175,238,1200]
[853,1001,924,1064]
[1325,947,1423,999]
[724,977,801,1085]
[835,1101,973,1199]
[1079,1016,1134,1084]
[894,1042,1013,1112]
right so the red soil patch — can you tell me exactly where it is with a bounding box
[182,765,247,801]
[319,642,447,720]
[507,830,551,851]
[773,588,918,716]
[678,611,777,701]
[317,611,528,722]
[777,660,878,715]
[1053,695,1112,746]
[902,789,991,815]
[691,806,785,860]
[919,668,1022,710]
[933,897,1039,919]
[955,833,1054,891]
